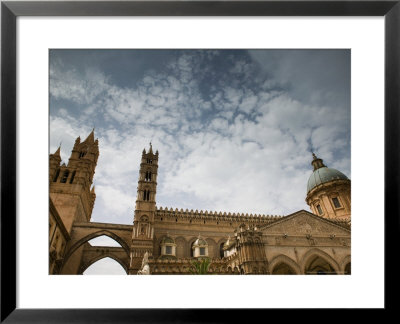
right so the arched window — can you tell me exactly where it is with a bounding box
[142,190,151,201]
[69,171,76,184]
[145,172,152,181]
[79,152,86,158]
[60,170,69,183]
[53,169,60,182]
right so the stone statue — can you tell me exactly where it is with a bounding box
[137,252,150,275]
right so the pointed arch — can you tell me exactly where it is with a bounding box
[205,238,217,258]
[340,255,351,274]
[301,248,340,274]
[63,230,130,265]
[174,236,187,258]
[79,254,128,274]
[269,255,301,274]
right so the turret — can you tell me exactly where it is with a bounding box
[49,130,100,233]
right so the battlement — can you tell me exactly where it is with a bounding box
[156,206,283,224]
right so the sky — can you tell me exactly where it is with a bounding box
[49,49,351,274]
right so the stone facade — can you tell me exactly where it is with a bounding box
[49,131,351,275]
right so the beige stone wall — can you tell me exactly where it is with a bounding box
[49,200,70,274]
[306,180,351,220]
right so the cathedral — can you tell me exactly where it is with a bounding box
[49,130,351,275]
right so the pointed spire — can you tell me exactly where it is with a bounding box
[311,152,326,171]
[91,185,96,194]
[53,146,61,157]
[83,128,95,144]
[149,141,153,154]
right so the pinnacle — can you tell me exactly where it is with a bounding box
[83,128,95,144]
[53,146,61,157]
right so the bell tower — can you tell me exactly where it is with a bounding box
[49,130,98,233]
[129,143,159,273]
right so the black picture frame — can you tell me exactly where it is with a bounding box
[1,0,399,322]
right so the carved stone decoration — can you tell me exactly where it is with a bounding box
[137,251,150,275]
[309,238,317,246]
[275,237,281,245]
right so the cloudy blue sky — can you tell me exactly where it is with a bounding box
[50,49,350,274]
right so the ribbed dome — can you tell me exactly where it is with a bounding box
[307,166,348,193]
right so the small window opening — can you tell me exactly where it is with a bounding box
[200,247,206,256]
[69,171,76,184]
[166,246,172,255]
[332,197,341,208]
[316,204,323,215]
[79,152,86,158]
[53,169,60,182]
[60,170,69,183]
[145,171,152,181]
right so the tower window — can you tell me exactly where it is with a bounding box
[69,171,76,184]
[79,152,86,158]
[166,246,172,255]
[332,197,341,208]
[316,204,323,215]
[146,159,152,164]
[143,190,150,201]
[53,169,60,182]
[145,171,152,181]
[60,170,69,183]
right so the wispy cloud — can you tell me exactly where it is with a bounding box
[50,49,350,226]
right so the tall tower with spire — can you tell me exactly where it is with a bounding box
[49,130,99,233]
[306,153,351,220]
[129,143,159,273]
